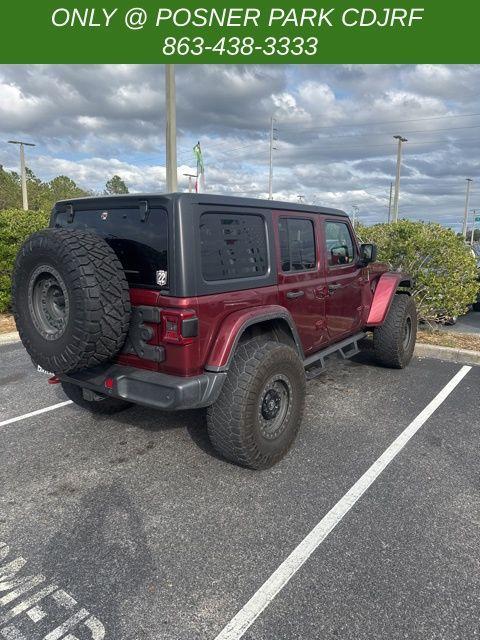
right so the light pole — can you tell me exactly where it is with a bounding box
[183,173,197,193]
[392,135,407,223]
[165,64,178,192]
[268,116,278,200]
[470,209,478,246]
[8,140,35,210]
[387,181,393,223]
[352,204,359,227]
[462,178,473,239]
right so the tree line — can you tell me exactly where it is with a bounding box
[0,165,129,212]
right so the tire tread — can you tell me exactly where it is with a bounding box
[12,228,131,374]
[207,339,306,469]
[373,294,417,369]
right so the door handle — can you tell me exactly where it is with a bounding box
[286,290,305,299]
[328,283,342,293]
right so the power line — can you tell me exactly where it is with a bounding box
[310,123,480,141]
[279,111,480,132]
[276,136,480,152]
[175,118,480,166]
[177,136,267,162]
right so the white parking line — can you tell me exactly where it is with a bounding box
[214,365,472,640]
[0,401,73,428]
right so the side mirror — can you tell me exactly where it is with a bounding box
[359,243,377,265]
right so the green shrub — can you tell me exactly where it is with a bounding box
[357,220,479,320]
[0,209,50,312]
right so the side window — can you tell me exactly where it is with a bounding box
[279,218,316,272]
[325,221,355,267]
[200,213,268,281]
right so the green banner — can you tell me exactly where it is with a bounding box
[0,0,478,63]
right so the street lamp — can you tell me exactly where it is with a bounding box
[470,209,479,246]
[8,140,36,210]
[352,204,359,227]
[183,173,197,193]
[462,178,473,239]
[165,65,177,192]
[392,135,407,223]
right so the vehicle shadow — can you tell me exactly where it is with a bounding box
[102,404,223,461]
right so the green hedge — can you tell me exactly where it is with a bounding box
[0,209,50,312]
[1,212,478,321]
[356,220,479,320]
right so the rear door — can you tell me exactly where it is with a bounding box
[323,218,363,340]
[273,212,328,355]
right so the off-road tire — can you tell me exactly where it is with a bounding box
[61,382,132,415]
[207,340,306,469]
[373,294,417,369]
[12,229,131,374]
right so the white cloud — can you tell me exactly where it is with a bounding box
[1,64,479,229]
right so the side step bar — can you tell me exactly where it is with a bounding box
[303,332,366,380]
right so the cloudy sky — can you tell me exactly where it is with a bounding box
[1,64,479,228]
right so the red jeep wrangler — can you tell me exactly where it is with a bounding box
[12,194,416,469]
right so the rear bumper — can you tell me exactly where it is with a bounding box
[59,364,227,411]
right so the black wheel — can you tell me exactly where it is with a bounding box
[207,340,306,469]
[473,301,480,312]
[12,229,131,374]
[61,382,132,415]
[373,294,417,369]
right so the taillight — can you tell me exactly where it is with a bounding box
[161,309,198,345]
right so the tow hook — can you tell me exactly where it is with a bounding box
[48,375,60,385]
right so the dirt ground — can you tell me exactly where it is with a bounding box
[0,313,16,333]
[417,329,480,351]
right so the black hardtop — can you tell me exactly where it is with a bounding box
[52,192,351,297]
[54,192,348,218]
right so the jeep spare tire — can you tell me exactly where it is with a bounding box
[12,228,131,374]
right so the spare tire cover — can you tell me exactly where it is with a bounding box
[12,228,131,374]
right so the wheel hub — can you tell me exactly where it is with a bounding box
[28,265,69,340]
[261,389,282,420]
[257,375,292,440]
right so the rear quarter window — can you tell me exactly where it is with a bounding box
[200,213,268,281]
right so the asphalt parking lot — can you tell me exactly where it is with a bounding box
[0,341,479,640]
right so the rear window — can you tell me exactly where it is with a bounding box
[55,207,168,288]
[200,213,268,281]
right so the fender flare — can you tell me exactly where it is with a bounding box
[366,272,412,327]
[205,305,304,372]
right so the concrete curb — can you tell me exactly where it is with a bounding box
[0,331,20,346]
[415,342,480,366]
